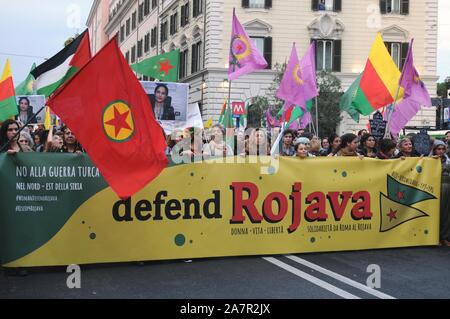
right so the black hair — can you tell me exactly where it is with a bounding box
[378,138,396,155]
[357,129,368,137]
[360,133,376,149]
[0,119,20,150]
[283,129,295,138]
[338,133,358,150]
[326,133,339,154]
[154,83,169,96]
[18,97,30,106]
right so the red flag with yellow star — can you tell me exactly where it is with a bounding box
[47,38,168,199]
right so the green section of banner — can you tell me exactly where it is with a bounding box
[0,153,108,264]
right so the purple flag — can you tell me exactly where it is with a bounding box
[265,108,281,129]
[276,43,318,109]
[228,8,268,81]
[299,112,312,129]
[390,40,432,135]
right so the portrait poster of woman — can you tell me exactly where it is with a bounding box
[15,95,46,124]
[140,81,189,122]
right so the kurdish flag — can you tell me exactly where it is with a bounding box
[352,33,404,115]
[47,38,168,199]
[15,63,36,96]
[0,59,18,122]
[131,50,179,82]
[31,30,91,97]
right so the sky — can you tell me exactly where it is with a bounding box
[1,0,449,84]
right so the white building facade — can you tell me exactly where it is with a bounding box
[88,0,439,135]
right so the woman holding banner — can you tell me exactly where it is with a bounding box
[203,124,234,157]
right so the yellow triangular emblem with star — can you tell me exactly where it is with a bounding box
[379,193,428,232]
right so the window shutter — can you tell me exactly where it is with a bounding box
[264,37,272,69]
[401,0,409,15]
[242,0,249,8]
[384,42,392,55]
[334,0,342,12]
[380,0,387,14]
[332,40,341,72]
[265,0,272,9]
[311,0,319,11]
[311,39,318,71]
[193,0,197,17]
[400,42,409,70]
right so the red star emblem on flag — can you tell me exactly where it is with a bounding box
[159,59,174,76]
[396,191,405,200]
[387,208,398,222]
[105,106,132,137]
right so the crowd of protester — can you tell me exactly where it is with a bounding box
[1,119,450,246]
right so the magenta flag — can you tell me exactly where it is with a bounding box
[265,108,281,129]
[228,8,268,81]
[390,40,432,135]
[276,43,318,109]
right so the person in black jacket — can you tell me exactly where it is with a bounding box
[148,84,175,121]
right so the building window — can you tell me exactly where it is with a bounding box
[311,0,342,12]
[313,39,341,72]
[131,45,136,63]
[125,51,130,63]
[385,42,409,70]
[120,25,125,42]
[160,21,168,43]
[151,27,158,47]
[132,11,137,30]
[144,0,150,16]
[126,18,130,36]
[144,33,150,53]
[152,0,158,9]
[193,0,203,17]
[191,41,202,74]
[380,0,409,15]
[138,2,144,22]
[137,39,143,58]
[242,0,272,9]
[181,3,190,27]
[179,49,189,79]
[170,12,178,35]
[250,36,272,69]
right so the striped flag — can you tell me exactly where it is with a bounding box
[352,33,404,115]
[31,30,91,97]
[0,59,18,121]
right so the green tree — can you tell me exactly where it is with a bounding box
[246,63,286,127]
[314,70,343,138]
[249,66,342,136]
[437,81,449,98]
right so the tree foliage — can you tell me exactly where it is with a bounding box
[248,65,343,136]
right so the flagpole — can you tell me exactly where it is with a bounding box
[383,85,402,139]
[315,96,319,137]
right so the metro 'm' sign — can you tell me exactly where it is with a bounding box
[232,102,246,116]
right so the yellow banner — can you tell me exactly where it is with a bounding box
[5,157,440,267]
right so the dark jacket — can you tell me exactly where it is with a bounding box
[15,105,37,124]
[148,94,175,121]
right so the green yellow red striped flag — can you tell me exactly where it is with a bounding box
[352,33,404,115]
[0,59,18,122]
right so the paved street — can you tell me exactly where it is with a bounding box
[1,246,449,299]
